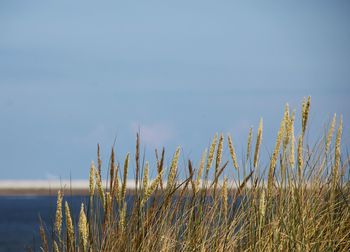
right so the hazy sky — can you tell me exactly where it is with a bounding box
[1,1,349,179]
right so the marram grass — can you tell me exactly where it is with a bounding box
[40,97,350,252]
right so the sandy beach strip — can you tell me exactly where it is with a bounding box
[0,180,133,196]
[0,179,254,196]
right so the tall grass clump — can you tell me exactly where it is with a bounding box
[40,97,350,251]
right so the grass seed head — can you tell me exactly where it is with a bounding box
[302,96,311,138]
[113,165,120,201]
[78,203,88,252]
[119,203,127,233]
[259,188,266,221]
[167,147,181,190]
[95,169,105,208]
[268,116,285,193]
[142,170,163,206]
[289,111,296,167]
[246,127,253,161]
[283,104,291,151]
[334,115,343,181]
[206,133,218,175]
[65,201,74,247]
[222,176,228,219]
[228,134,239,170]
[215,133,224,175]
[55,190,63,237]
[89,161,95,198]
[254,118,263,168]
[121,153,130,203]
[97,143,102,179]
[39,220,48,252]
[326,113,337,153]
[195,150,207,193]
[297,135,303,178]
[109,147,115,193]
[143,161,149,192]
[53,241,59,252]
[105,192,112,223]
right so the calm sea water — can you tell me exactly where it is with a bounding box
[0,195,241,251]
[0,196,88,252]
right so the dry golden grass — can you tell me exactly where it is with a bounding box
[40,98,350,252]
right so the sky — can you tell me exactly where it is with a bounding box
[0,0,349,180]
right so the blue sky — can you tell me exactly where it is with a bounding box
[0,0,349,179]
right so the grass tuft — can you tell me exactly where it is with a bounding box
[42,98,350,251]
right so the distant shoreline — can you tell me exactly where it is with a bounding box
[0,179,150,196]
[0,188,90,196]
[0,180,102,196]
[0,180,87,196]
[0,179,248,196]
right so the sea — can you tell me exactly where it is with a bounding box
[0,194,241,251]
[0,195,88,252]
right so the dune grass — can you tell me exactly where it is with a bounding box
[40,97,350,251]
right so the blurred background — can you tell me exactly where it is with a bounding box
[1,0,349,180]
